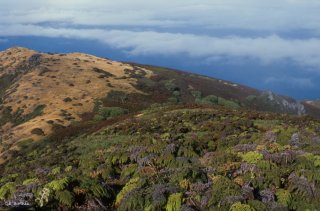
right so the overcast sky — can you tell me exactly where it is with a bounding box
[0,0,319,99]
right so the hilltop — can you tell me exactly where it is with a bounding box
[0,48,317,150]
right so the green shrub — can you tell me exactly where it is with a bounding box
[35,187,51,207]
[165,80,179,92]
[197,95,240,108]
[276,189,291,206]
[166,193,182,211]
[116,177,142,207]
[31,128,45,136]
[65,166,73,172]
[54,190,74,207]
[218,98,240,108]
[63,97,72,102]
[230,202,255,211]
[94,107,128,121]
[50,167,61,175]
[0,104,46,127]
[246,95,257,102]
[0,182,16,200]
[46,177,69,191]
[209,176,241,206]
[247,200,266,211]
[172,90,181,97]
[22,178,39,185]
[241,151,263,164]
[190,90,202,98]
[200,95,218,105]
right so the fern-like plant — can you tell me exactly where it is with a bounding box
[276,189,291,207]
[166,193,182,211]
[115,177,141,207]
[79,178,110,198]
[312,155,320,168]
[22,178,39,185]
[50,167,61,175]
[89,182,109,198]
[54,190,74,207]
[230,202,255,211]
[64,166,73,172]
[46,177,69,191]
[0,182,16,200]
[35,187,51,207]
[241,151,263,164]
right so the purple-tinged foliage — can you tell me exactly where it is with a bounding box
[180,204,196,211]
[290,133,300,146]
[241,184,254,200]
[151,184,178,208]
[137,153,157,167]
[264,131,277,142]
[234,163,257,176]
[259,189,275,203]
[164,143,177,154]
[234,144,257,152]
[190,182,212,192]
[220,195,245,206]
[288,173,316,198]
[128,146,147,162]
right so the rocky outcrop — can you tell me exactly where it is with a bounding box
[258,91,306,115]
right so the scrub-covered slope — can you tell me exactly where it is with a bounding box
[1,105,320,210]
[0,47,316,156]
[1,47,320,210]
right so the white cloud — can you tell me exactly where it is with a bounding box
[1,24,320,68]
[1,1,320,69]
[1,0,320,31]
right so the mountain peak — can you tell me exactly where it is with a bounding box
[1,46,36,54]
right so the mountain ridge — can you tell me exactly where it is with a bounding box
[1,47,320,162]
[1,47,320,210]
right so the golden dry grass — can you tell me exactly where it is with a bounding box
[0,47,153,154]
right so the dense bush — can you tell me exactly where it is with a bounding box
[31,128,45,136]
[194,94,240,109]
[1,106,320,210]
[94,107,128,121]
[0,104,46,127]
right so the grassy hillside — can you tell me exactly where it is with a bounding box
[1,104,320,210]
[0,47,318,154]
[1,47,320,210]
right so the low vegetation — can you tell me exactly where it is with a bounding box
[1,105,320,210]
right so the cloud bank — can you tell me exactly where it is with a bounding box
[1,0,320,69]
[1,0,320,31]
[1,24,320,68]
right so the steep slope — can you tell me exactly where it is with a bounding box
[0,47,153,161]
[134,64,307,115]
[0,47,319,162]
